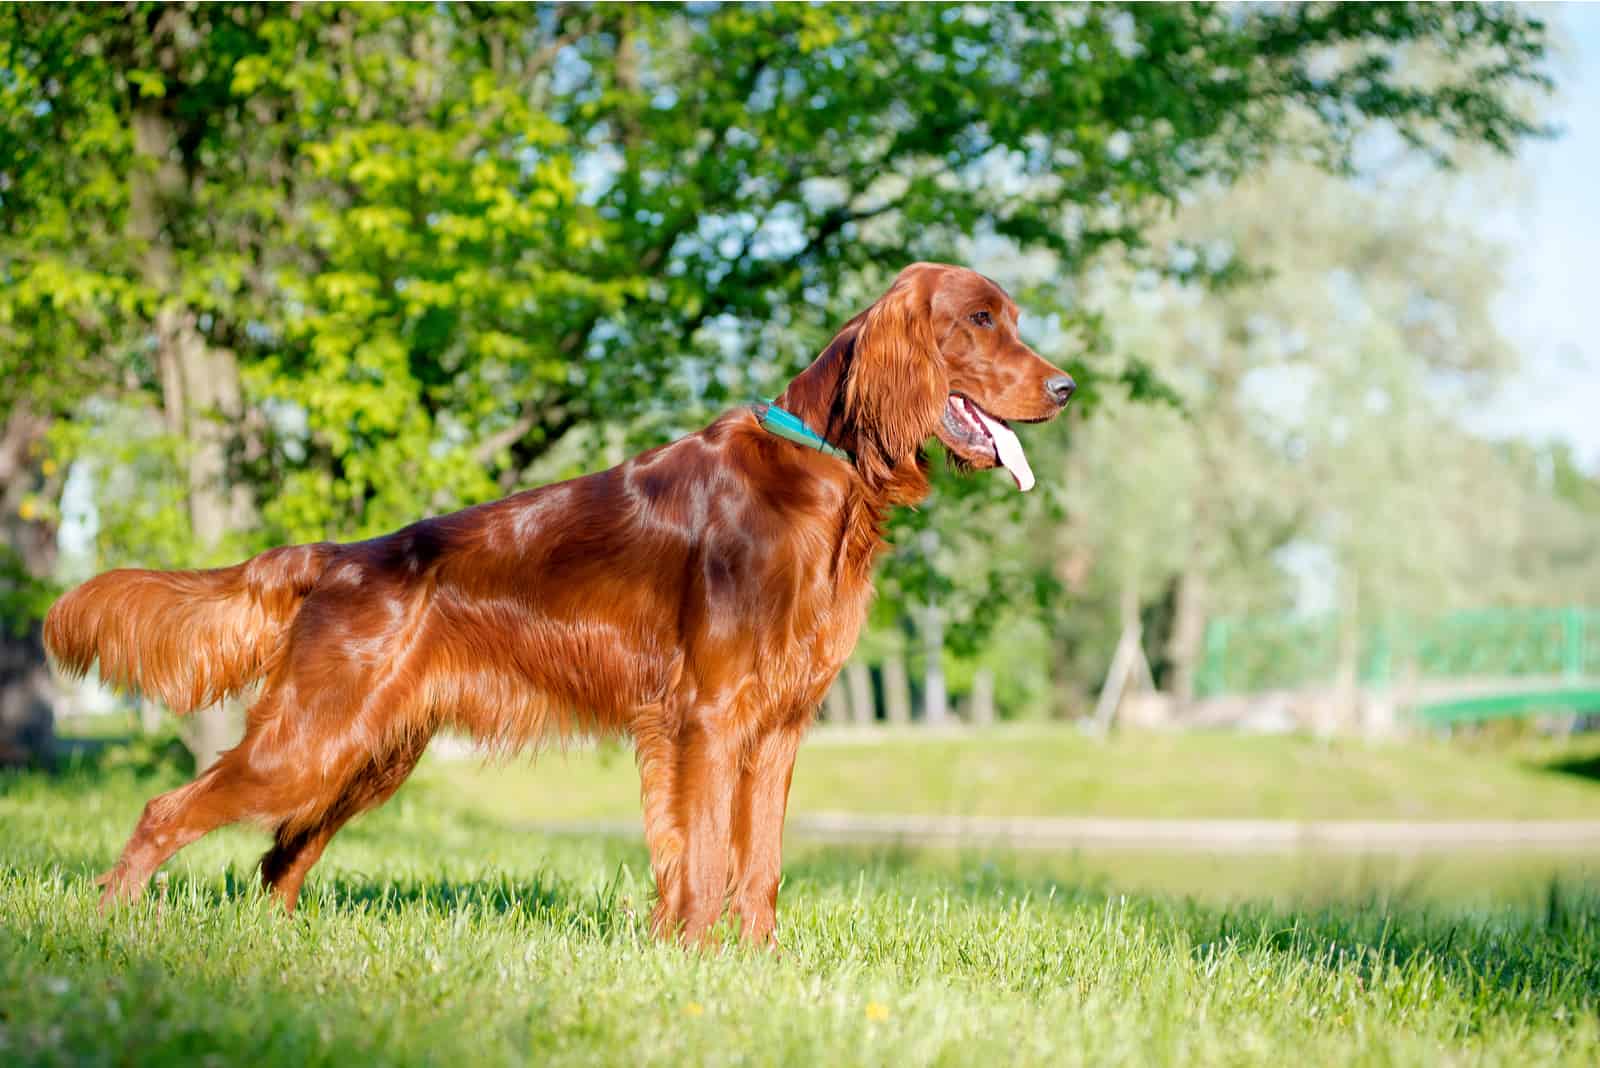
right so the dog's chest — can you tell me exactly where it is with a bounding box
[761,564,876,715]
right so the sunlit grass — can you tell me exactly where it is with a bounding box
[5,761,1600,1066]
[429,726,1600,825]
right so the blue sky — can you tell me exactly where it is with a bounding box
[1479,4,1600,469]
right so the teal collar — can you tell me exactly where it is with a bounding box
[754,402,853,464]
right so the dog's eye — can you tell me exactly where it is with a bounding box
[969,310,993,328]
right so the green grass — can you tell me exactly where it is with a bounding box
[434,727,1600,824]
[6,751,1600,1066]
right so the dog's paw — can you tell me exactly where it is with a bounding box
[94,865,145,914]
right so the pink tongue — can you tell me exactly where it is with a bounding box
[970,406,1035,491]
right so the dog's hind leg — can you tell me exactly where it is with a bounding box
[97,672,377,910]
[259,730,432,910]
[96,726,293,910]
[258,822,336,911]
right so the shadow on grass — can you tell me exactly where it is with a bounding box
[306,867,639,940]
[4,836,634,946]
[1542,751,1600,784]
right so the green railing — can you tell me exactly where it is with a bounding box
[1197,607,1600,698]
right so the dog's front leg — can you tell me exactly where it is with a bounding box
[667,715,743,945]
[729,720,805,946]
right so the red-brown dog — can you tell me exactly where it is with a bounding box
[45,262,1073,944]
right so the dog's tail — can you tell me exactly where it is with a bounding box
[43,542,338,714]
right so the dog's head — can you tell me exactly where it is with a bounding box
[843,262,1073,491]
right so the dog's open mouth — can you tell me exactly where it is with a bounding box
[941,394,1036,492]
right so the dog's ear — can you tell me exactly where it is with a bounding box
[845,277,948,482]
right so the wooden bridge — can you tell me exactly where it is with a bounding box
[1197,608,1600,727]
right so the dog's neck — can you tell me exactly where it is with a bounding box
[774,328,856,458]
[774,328,931,511]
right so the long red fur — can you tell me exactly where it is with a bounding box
[44,543,336,714]
[43,263,1072,945]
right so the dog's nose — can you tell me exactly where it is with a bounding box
[1045,374,1076,406]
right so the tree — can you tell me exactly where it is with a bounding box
[1050,159,1570,719]
[0,3,1552,751]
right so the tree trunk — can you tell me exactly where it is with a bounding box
[132,89,253,768]
[1166,565,1208,710]
[139,697,165,736]
[0,412,58,766]
[921,600,948,726]
[969,666,995,727]
[883,651,911,727]
[0,625,56,768]
[1093,584,1146,734]
[821,680,849,724]
[160,306,250,766]
[1331,582,1362,737]
[846,658,875,726]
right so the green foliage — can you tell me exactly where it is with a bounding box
[995,157,1600,708]
[47,404,196,570]
[0,4,1571,726]
[55,729,196,781]
[0,4,1551,556]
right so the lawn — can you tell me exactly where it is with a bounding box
[433,726,1600,824]
[5,735,1600,1066]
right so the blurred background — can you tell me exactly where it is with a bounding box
[3,3,1599,888]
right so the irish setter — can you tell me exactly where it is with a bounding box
[45,262,1073,945]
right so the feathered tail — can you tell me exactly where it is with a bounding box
[43,542,337,714]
